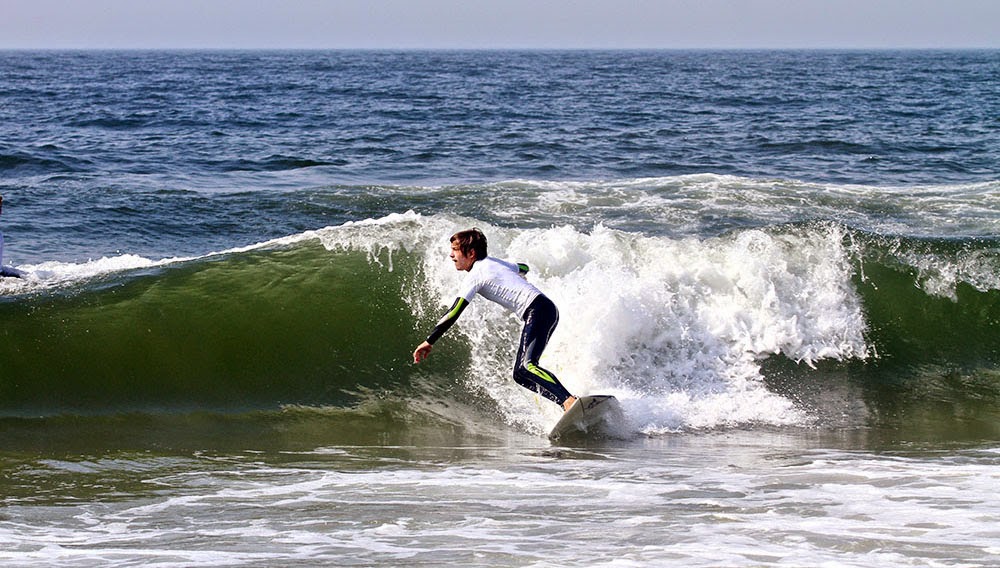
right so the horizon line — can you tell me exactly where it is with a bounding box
[2,45,998,52]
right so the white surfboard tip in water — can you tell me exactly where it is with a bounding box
[548,395,623,440]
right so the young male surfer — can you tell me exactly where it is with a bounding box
[412,229,578,412]
[0,194,24,278]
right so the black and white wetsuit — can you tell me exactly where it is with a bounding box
[0,232,23,278]
[0,232,10,277]
[425,256,574,406]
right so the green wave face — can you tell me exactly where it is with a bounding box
[0,242,423,414]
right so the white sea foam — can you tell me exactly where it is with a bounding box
[491,176,1000,239]
[335,213,871,435]
[3,441,997,567]
[0,254,159,294]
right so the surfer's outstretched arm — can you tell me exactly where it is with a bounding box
[413,297,469,363]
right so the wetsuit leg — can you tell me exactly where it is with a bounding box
[513,295,574,405]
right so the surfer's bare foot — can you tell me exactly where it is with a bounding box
[562,396,577,412]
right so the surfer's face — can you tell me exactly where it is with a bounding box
[450,243,476,271]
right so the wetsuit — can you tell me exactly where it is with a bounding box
[425,256,574,406]
[0,231,7,276]
[0,231,24,278]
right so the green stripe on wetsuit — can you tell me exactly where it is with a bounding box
[526,362,557,384]
[426,297,469,344]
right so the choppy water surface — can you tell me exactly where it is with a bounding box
[1,49,998,566]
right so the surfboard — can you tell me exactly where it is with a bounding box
[548,395,621,440]
[0,266,24,278]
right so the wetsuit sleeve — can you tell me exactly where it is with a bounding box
[517,263,529,275]
[426,297,470,345]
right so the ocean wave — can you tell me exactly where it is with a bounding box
[0,149,93,177]
[4,212,999,439]
[476,175,1000,239]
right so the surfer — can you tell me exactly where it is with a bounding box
[412,228,578,412]
[0,194,24,278]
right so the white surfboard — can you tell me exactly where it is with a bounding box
[548,395,621,440]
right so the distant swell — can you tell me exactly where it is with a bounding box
[0,151,92,176]
[221,155,348,172]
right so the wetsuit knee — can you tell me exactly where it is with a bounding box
[513,360,572,405]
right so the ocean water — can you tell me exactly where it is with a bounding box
[1,50,999,566]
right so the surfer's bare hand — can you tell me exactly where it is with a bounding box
[413,341,433,364]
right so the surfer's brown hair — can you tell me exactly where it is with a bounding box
[450,228,488,260]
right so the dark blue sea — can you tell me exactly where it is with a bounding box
[1,50,999,566]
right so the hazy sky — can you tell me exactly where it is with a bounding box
[1,0,997,50]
